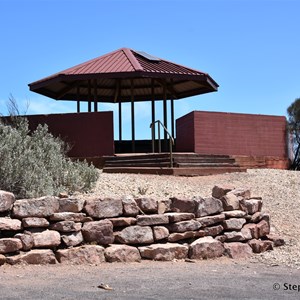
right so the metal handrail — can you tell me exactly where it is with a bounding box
[150,120,174,168]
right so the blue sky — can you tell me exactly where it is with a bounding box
[1,0,299,140]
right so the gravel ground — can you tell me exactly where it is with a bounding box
[80,168,300,269]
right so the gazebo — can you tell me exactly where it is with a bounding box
[28,48,218,153]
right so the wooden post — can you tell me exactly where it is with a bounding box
[163,83,168,151]
[171,97,175,138]
[151,78,155,153]
[131,79,135,153]
[76,85,80,113]
[94,79,98,112]
[88,80,92,112]
[119,101,122,142]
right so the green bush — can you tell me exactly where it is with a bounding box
[0,118,99,198]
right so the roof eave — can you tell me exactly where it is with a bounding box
[29,71,218,91]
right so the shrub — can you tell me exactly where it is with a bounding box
[287,98,300,170]
[0,118,99,198]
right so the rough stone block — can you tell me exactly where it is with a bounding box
[12,196,59,218]
[153,226,169,241]
[114,225,154,244]
[221,192,240,211]
[105,245,141,262]
[266,234,285,247]
[122,196,139,216]
[50,221,82,232]
[170,197,196,213]
[108,217,136,227]
[168,220,201,233]
[240,225,253,241]
[6,249,57,265]
[224,242,253,259]
[0,238,23,254]
[0,191,15,212]
[168,231,196,242]
[222,218,246,230]
[135,198,158,213]
[231,188,251,199]
[49,212,91,222]
[136,214,169,226]
[22,217,49,228]
[32,230,61,248]
[257,220,270,237]
[189,236,224,259]
[223,210,246,218]
[240,199,263,215]
[212,184,235,199]
[195,197,223,217]
[165,212,195,223]
[250,211,270,223]
[61,231,83,247]
[223,231,245,242]
[56,245,105,264]
[157,199,172,214]
[84,198,123,218]
[0,218,22,230]
[248,239,273,253]
[204,225,224,237]
[197,213,225,227]
[82,220,114,245]
[58,198,85,213]
[139,243,188,261]
[14,232,34,251]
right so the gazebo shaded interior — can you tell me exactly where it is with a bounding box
[28,48,219,153]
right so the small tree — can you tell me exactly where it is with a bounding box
[287,98,300,170]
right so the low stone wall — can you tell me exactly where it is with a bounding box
[0,185,284,265]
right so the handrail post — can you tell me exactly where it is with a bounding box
[150,120,174,167]
[151,123,155,153]
[158,124,161,153]
[169,137,173,168]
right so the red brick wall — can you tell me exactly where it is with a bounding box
[27,112,114,158]
[176,111,288,158]
[175,111,195,152]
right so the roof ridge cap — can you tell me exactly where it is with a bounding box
[123,48,143,71]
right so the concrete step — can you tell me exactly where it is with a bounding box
[103,166,246,176]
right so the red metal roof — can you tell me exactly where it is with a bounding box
[29,48,219,102]
[34,48,211,79]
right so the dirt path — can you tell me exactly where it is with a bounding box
[1,259,300,300]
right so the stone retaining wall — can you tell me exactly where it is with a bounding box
[0,185,284,265]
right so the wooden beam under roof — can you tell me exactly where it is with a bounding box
[57,81,79,99]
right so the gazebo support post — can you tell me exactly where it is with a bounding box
[171,97,175,139]
[163,83,168,151]
[151,79,155,153]
[88,80,92,112]
[119,101,122,142]
[76,86,80,113]
[93,79,98,112]
[131,79,135,153]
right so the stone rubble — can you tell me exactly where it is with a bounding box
[0,184,284,265]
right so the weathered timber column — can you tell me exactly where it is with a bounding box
[76,85,80,113]
[93,79,98,112]
[119,101,122,142]
[151,79,155,153]
[171,97,175,139]
[163,83,168,151]
[131,79,135,153]
[88,80,92,112]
